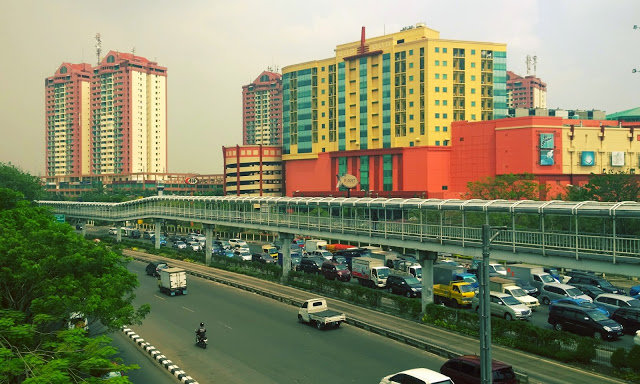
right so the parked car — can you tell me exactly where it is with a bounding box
[234,249,252,261]
[298,257,324,274]
[321,262,351,282]
[548,302,624,340]
[611,307,640,334]
[538,283,592,305]
[567,273,626,294]
[108,227,118,235]
[543,267,562,283]
[211,244,225,255]
[502,276,538,297]
[635,330,640,346]
[223,248,237,258]
[187,241,201,252]
[380,368,453,384]
[440,355,517,384]
[172,241,187,250]
[145,261,168,277]
[330,255,348,265]
[386,275,422,298]
[571,283,606,300]
[228,238,247,247]
[472,291,532,321]
[308,250,333,260]
[594,293,640,314]
[251,252,275,264]
[550,297,610,317]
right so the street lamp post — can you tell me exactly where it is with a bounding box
[480,224,506,384]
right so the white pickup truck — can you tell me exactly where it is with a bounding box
[297,298,346,330]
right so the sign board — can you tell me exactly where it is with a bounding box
[339,174,358,189]
[54,214,65,223]
[185,177,199,185]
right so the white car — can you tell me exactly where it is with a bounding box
[635,330,640,346]
[235,249,252,261]
[108,227,118,235]
[229,238,248,247]
[380,368,453,384]
[187,241,202,252]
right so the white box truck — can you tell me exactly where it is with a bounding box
[305,239,328,253]
[505,264,556,291]
[158,267,188,296]
[351,257,390,288]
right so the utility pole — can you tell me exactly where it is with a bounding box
[479,224,506,384]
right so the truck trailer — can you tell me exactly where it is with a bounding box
[351,257,390,288]
[158,267,188,296]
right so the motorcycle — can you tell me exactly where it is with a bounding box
[196,334,208,349]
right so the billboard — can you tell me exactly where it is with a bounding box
[539,133,555,166]
[581,151,595,166]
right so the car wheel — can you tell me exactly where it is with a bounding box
[451,300,458,309]
[504,313,513,321]
[593,331,603,340]
[475,306,480,313]
[316,321,323,330]
[297,315,304,324]
[406,291,412,298]
[542,297,550,305]
[555,323,563,331]
[388,287,393,294]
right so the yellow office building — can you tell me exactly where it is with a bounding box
[282,23,507,161]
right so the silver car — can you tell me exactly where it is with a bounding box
[538,283,592,305]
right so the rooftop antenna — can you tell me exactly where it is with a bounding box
[95,33,102,66]
[525,55,531,76]
[132,46,136,55]
[533,55,538,76]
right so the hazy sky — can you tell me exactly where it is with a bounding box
[1,0,639,176]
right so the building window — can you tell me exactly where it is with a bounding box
[409,88,414,94]
[435,126,440,132]
[443,74,447,80]
[409,114,414,120]
[409,62,414,68]
[471,114,476,120]
[435,87,440,92]
[435,74,440,79]
[321,78,325,83]
[409,127,414,132]
[409,75,414,81]
[322,100,325,106]
[435,47,440,53]
[409,49,414,55]
[471,88,476,94]
[443,100,448,106]
[443,113,448,118]
[436,141,440,146]
[435,60,440,66]
[435,100,440,106]
[443,61,447,66]
[443,48,447,53]
[471,75,476,81]
[443,87,447,93]
[471,49,476,55]
[444,140,449,146]
[435,113,440,118]
[471,101,476,107]
[409,101,414,107]
[471,62,476,68]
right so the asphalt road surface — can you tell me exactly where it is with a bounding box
[127,260,454,384]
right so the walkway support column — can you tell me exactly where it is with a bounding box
[279,232,293,283]
[116,222,124,243]
[154,219,162,249]
[204,224,214,265]
[417,250,438,312]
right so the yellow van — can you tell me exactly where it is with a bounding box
[262,244,279,260]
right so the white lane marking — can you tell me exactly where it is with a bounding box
[153,295,166,300]
[182,306,195,312]
[218,322,232,330]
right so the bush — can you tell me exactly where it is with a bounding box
[629,345,640,372]
[611,348,628,369]
[574,338,597,364]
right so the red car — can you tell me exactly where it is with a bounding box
[440,355,517,384]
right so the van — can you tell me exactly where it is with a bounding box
[262,244,279,260]
[440,355,517,384]
[594,293,640,314]
[548,303,623,340]
[538,283,592,305]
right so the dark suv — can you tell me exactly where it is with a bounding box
[145,261,168,277]
[611,307,640,334]
[297,257,324,274]
[386,275,422,298]
[548,303,624,340]
[321,262,351,282]
[440,355,517,384]
[567,273,625,294]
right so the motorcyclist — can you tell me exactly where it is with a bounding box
[195,322,207,343]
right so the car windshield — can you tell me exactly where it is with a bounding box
[629,300,640,308]
[176,241,185,245]
[510,288,527,297]
[547,268,559,275]
[589,311,609,322]
[265,247,277,254]
[404,277,420,285]
[336,264,348,271]
[503,296,521,306]
[541,274,556,283]
[598,280,614,288]
[334,256,346,263]
[460,284,475,293]
[567,288,585,296]
[494,265,507,273]
[463,276,477,284]
[378,268,390,278]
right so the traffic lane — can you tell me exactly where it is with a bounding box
[129,260,451,384]
[108,330,179,384]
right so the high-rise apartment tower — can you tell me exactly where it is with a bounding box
[242,71,282,145]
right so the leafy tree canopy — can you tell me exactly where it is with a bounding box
[566,171,640,202]
[466,173,549,200]
[0,162,44,202]
[0,186,149,382]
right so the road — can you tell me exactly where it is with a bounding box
[108,330,178,383]
[127,259,453,383]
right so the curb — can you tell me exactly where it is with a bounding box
[122,327,199,384]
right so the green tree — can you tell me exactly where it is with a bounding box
[0,162,44,202]
[466,173,549,200]
[566,171,640,202]
[0,187,149,382]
